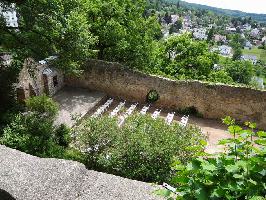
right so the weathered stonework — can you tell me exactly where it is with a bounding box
[16,58,64,102]
[65,59,266,130]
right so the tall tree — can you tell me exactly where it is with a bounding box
[232,46,242,61]
[1,0,97,74]
[207,27,215,42]
[86,0,161,69]
[176,1,180,9]
[162,34,218,80]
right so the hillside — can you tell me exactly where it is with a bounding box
[164,0,266,23]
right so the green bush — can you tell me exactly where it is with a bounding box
[0,113,55,156]
[176,106,203,117]
[55,124,71,147]
[166,117,266,200]
[75,114,205,183]
[63,148,88,164]
[25,95,59,119]
[146,90,160,103]
[0,96,72,159]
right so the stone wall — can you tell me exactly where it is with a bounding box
[65,59,266,130]
[16,58,64,102]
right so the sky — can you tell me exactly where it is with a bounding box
[183,0,266,14]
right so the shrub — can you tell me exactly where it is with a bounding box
[63,148,88,164]
[0,113,55,156]
[0,96,72,158]
[25,95,59,119]
[176,106,203,118]
[146,90,160,103]
[166,117,266,200]
[54,124,71,147]
[75,114,205,183]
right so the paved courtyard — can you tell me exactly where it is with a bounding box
[53,90,230,153]
[53,87,106,127]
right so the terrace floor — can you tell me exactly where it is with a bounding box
[53,87,106,127]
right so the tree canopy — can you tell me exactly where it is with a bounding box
[161,34,219,80]
[1,0,161,72]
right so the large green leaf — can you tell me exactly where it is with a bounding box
[257,131,266,138]
[201,162,217,172]
[255,139,266,146]
[195,187,208,200]
[225,164,240,173]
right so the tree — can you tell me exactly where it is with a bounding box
[169,19,183,34]
[176,1,180,9]
[230,34,244,61]
[0,96,60,156]
[87,0,161,70]
[232,46,243,61]
[76,114,205,183]
[226,60,254,84]
[207,27,215,42]
[162,34,219,80]
[1,0,97,74]
[164,12,172,24]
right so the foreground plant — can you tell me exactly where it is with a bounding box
[166,117,266,200]
[75,114,205,183]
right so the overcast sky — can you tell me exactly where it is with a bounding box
[183,0,266,14]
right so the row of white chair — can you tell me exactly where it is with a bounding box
[93,99,189,127]
[165,112,175,125]
[118,103,138,127]
[91,98,114,118]
[179,115,189,127]
[110,101,126,118]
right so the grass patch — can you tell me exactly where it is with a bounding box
[243,47,266,62]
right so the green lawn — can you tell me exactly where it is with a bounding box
[243,47,266,62]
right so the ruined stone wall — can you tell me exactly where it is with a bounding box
[16,58,64,101]
[65,59,266,130]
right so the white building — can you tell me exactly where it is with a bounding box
[250,28,260,38]
[171,15,179,24]
[243,24,251,31]
[241,55,257,65]
[218,45,232,56]
[262,36,266,43]
[193,28,207,40]
[214,34,226,43]
[226,27,237,32]
[0,3,18,27]
[245,41,253,49]
[251,76,264,89]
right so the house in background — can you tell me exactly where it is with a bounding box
[218,45,232,56]
[171,15,179,24]
[0,53,12,66]
[241,55,257,65]
[244,41,253,49]
[226,27,237,33]
[16,57,64,103]
[243,24,252,31]
[250,28,260,38]
[262,36,266,43]
[252,76,264,89]
[0,3,18,27]
[214,34,226,43]
[193,28,207,40]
